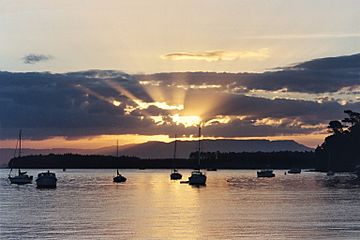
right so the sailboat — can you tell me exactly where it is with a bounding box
[170,136,182,180]
[188,125,207,186]
[113,140,127,183]
[8,130,33,184]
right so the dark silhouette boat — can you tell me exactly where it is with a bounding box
[9,169,33,185]
[287,168,301,174]
[207,168,217,171]
[36,170,57,188]
[8,130,33,185]
[113,140,127,183]
[257,169,275,178]
[188,125,206,186]
[113,169,127,183]
[170,136,182,180]
[170,169,182,180]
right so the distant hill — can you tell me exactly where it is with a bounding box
[117,139,313,159]
[0,139,312,167]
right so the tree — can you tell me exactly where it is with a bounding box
[327,120,343,134]
[317,110,360,171]
[342,110,360,127]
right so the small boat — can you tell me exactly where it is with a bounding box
[113,169,127,183]
[206,168,217,171]
[257,169,275,178]
[36,170,57,188]
[9,169,33,184]
[287,168,301,174]
[188,125,206,186]
[170,169,182,180]
[8,130,33,185]
[113,140,127,183]
[170,136,182,180]
[189,170,207,185]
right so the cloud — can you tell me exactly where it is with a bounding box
[1,53,359,141]
[161,48,269,62]
[139,53,360,94]
[23,54,53,64]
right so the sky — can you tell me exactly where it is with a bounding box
[0,0,360,149]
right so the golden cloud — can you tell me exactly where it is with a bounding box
[161,48,269,62]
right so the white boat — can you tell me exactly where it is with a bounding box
[257,169,275,178]
[36,170,57,188]
[8,130,33,185]
[170,136,182,180]
[113,140,127,183]
[188,125,206,186]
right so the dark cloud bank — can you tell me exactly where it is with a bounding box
[1,53,359,140]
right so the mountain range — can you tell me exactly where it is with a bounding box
[0,139,312,167]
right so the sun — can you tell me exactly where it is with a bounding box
[170,114,201,127]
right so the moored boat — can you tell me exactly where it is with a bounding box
[188,125,206,186]
[207,168,217,171]
[170,136,182,180]
[113,169,127,183]
[8,130,33,185]
[288,168,301,174]
[36,170,57,188]
[170,169,182,180]
[9,169,33,184]
[113,140,127,183]
[257,169,275,178]
[189,170,206,185]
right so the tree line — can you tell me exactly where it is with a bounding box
[315,110,360,171]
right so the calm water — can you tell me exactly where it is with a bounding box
[1,169,360,239]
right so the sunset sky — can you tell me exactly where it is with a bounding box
[0,0,360,149]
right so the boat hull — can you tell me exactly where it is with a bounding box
[288,168,301,174]
[113,175,127,183]
[257,171,275,178]
[9,175,33,184]
[170,171,182,180]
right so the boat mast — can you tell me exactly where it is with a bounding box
[10,130,22,175]
[116,139,119,174]
[173,134,177,161]
[116,139,119,158]
[198,124,201,169]
[19,129,22,158]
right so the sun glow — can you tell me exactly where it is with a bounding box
[112,100,121,107]
[170,114,201,127]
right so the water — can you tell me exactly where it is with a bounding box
[1,169,360,239]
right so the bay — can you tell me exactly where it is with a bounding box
[1,169,360,239]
